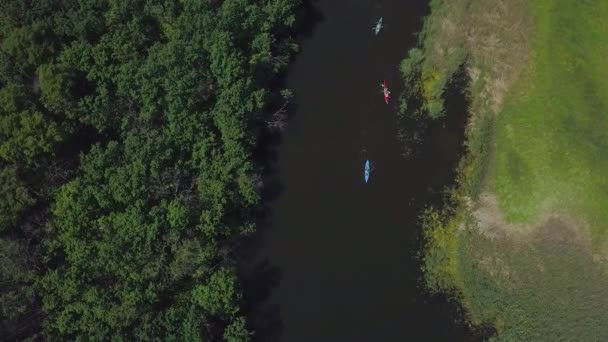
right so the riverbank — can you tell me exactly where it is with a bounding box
[403,0,608,339]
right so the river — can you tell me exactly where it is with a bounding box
[244,1,478,341]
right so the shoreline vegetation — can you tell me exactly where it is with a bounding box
[402,0,608,340]
[0,0,299,340]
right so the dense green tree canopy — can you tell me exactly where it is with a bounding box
[0,0,298,340]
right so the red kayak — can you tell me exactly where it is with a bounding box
[382,80,390,104]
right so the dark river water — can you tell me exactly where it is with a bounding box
[244,1,479,341]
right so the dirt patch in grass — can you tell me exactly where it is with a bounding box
[471,192,594,245]
[470,192,597,283]
[471,192,513,239]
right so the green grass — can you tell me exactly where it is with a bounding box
[457,223,608,341]
[493,0,608,242]
[406,0,608,339]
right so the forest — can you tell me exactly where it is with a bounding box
[0,0,298,340]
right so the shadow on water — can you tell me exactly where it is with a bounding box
[239,2,325,341]
[398,65,494,340]
[241,126,285,342]
[294,0,324,41]
[401,65,470,201]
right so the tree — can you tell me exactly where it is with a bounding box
[0,168,33,233]
[0,110,62,166]
[38,63,77,115]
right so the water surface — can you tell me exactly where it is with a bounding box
[246,1,478,341]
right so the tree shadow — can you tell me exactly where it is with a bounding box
[394,63,495,341]
[241,114,285,342]
[240,260,283,342]
[239,2,324,341]
[294,0,324,41]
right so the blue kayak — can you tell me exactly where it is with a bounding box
[364,160,370,183]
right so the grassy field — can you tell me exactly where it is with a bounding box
[404,0,608,339]
[456,221,608,341]
[493,0,608,242]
